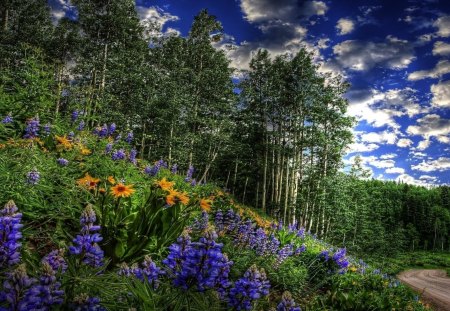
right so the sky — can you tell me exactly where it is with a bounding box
[51,0,450,186]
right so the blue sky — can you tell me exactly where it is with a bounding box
[51,0,450,186]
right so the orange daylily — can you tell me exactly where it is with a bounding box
[77,173,100,190]
[111,183,135,198]
[80,147,91,155]
[55,135,73,150]
[200,199,212,212]
[107,176,116,185]
[165,189,190,206]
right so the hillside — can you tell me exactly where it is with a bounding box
[0,117,432,310]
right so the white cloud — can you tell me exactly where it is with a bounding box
[386,167,405,174]
[406,114,450,144]
[380,153,397,159]
[431,80,450,108]
[433,41,450,56]
[346,142,379,154]
[434,16,450,37]
[416,139,431,151]
[336,18,355,35]
[136,6,179,36]
[331,36,415,71]
[412,157,450,172]
[395,174,428,186]
[51,0,73,23]
[397,138,413,148]
[407,60,450,81]
[240,0,328,23]
[419,175,438,183]
[360,131,397,144]
[317,38,330,50]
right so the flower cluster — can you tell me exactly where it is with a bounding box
[129,148,137,165]
[111,149,126,161]
[185,165,194,182]
[57,158,69,166]
[192,211,209,232]
[71,294,105,311]
[0,264,34,310]
[275,243,294,268]
[332,248,349,271]
[144,159,168,176]
[0,200,23,267]
[1,114,13,124]
[123,255,165,289]
[162,230,233,294]
[23,117,40,139]
[277,291,301,311]
[77,120,85,131]
[228,264,270,310]
[126,131,133,143]
[71,110,80,123]
[69,205,104,267]
[43,249,68,273]
[26,169,40,185]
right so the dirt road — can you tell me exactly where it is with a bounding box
[398,269,450,311]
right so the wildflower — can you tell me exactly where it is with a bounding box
[163,230,233,293]
[192,211,209,231]
[77,120,85,131]
[294,244,306,255]
[71,110,80,123]
[200,199,212,212]
[24,117,40,139]
[68,131,75,139]
[69,205,104,267]
[171,164,178,174]
[77,173,100,190]
[319,250,330,262]
[190,179,197,186]
[80,147,91,155]
[214,211,224,233]
[129,148,137,165]
[145,160,168,176]
[0,264,35,310]
[111,183,135,198]
[105,143,113,154]
[109,123,116,135]
[275,243,294,268]
[228,264,270,310]
[112,149,126,161]
[26,169,40,185]
[107,176,116,185]
[98,124,108,138]
[0,200,23,267]
[126,131,133,143]
[43,249,67,273]
[118,262,132,277]
[156,177,174,191]
[132,255,164,289]
[332,248,349,271]
[22,262,64,309]
[1,114,13,124]
[185,165,194,182]
[71,293,105,311]
[115,134,122,142]
[56,135,73,150]
[277,291,301,311]
[57,158,69,166]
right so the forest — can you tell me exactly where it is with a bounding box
[0,0,449,310]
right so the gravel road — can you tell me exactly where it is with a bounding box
[398,269,450,311]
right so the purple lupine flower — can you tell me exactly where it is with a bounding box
[288,222,297,233]
[71,110,80,123]
[71,294,105,311]
[1,114,13,124]
[57,158,69,166]
[129,148,137,165]
[214,211,224,233]
[105,143,113,154]
[133,255,164,289]
[228,264,270,310]
[190,179,197,186]
[97,124,108,138]
[223,209,240,232]
[114,134,122,142]
[250,228,269,256]
[69,205,104,267]
[319,250,330,262]
[77,120,85,131]
[277,291,301,311]
[26,169,40,185]
[275,243,294,268]
[266,234,280,255]
[296,227,305,239]
[277,221,283,231]
[118,262,132,277]
[145,160,167,176]
[22,262,64,309]
[126,131,133,143]
[43,123,51,136]
[294,244,306,255]
[108,123,116,135]
[43,249,67,273]
[235,220,254,246]
[171,164,178,174]
[185,165,194,182]
[162,230,233,293]
[332,248,349,271]
[111,149,126,161]
[0,264,35,310]
[68,131,75,139]
[0,200,23,267]
[192,211,209,232]
[23,117,40,139]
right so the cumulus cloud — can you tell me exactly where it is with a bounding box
[240,0,328,23]
[397,138,413,148]
[50,0,74,23]
[434,16,450,37]
[412,157,450,172]
[431,80,450,108]
[330,36,415,71]
[433,41,450,56]
[346,142,379,154]
[336,18,355,35]
[386,167,405,174]
[380,153,397,159]
[407,114,450,147]
[136,5,179,35]
[345,87,425,129]
[408,60,450,81]
[395,173,430,186]
[360,131,397,144]
[416,139,431,151]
